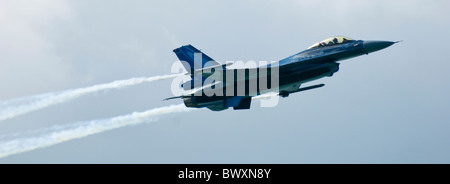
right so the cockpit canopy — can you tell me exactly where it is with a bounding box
[307,36,355,49]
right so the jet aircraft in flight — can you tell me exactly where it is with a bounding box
[167,37,397,111]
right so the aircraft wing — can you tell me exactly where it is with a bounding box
[189,65,278,83]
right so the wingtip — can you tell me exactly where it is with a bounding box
[163,95,186,101]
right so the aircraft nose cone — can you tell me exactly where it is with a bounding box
[363,40,396,54]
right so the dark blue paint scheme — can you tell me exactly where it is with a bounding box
[169,37,396,111]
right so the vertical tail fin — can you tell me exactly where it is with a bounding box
[173,45,221,70]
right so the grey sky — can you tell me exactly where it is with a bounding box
[0,0,449,163]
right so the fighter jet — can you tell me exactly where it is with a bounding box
[166,37,397,111]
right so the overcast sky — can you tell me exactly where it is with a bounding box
[0,0,449,163]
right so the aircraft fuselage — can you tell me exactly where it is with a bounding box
[169,37,396,111]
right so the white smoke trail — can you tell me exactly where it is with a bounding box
[0,73,184,122]
[0,104,193,158]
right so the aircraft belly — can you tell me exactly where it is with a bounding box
[279,63,338,85]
